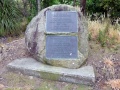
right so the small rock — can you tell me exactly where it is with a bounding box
[0,54,3,62]
[0,84,4,90]
[29,76,33,79]
[0,77,3,80]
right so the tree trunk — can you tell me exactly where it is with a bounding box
[80,0,86,16]
[73,0,76,6]
[105,11,107,18]
[36,0,41,13]
[22,0,28,17]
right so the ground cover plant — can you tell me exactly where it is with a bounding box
[88,19,120,47]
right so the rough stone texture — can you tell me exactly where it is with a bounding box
[25,4,89,69]
[7,58,95,85]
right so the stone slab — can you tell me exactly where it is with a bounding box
[46,11,78,33]
[7,58,95,85]
[46,35,78,59]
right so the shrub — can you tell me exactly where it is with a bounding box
[0,0,22,37]
[98,30,107,47]
[88,19,120,47]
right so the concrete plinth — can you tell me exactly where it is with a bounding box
[7,58,95,85]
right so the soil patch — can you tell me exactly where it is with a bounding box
[0,38,120,90]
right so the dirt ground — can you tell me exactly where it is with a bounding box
[0,37,120,90]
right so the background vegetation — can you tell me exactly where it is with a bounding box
[0,0,120,47]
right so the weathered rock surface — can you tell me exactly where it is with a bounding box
[25,4,89,69]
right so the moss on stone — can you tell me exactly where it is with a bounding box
[76,84,93,90]
[40,71,61,81]
[36,81,58,90]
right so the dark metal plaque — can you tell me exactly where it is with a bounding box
[46,35,78,59]
[46,11,78,33]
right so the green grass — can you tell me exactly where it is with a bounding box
[3,72,93,90]
[88,19,120,47]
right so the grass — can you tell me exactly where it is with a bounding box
[2,72,92,90]
[88,19,120,47]
[103,55,115,79]
[0,17,28,38]
[105,79,120,90]
[102,55,120,90]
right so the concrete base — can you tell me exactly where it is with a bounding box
[7,58,95,85]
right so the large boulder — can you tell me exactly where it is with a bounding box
[25,4,89,69]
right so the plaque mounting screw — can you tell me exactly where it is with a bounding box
[70,53,72,56]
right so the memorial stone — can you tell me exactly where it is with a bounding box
[25,4,89,69]
[7,4,95,86]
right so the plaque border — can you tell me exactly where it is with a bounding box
[46,11,78,33]
[46,35,78,59]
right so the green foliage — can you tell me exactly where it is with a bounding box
[88,32,92,41]
[86,0,102,14]
[40,0,74,9]
[97,21,116,47]
[26,0,75,21]
[28,0,38,21]
[59,0,73,5]
[97,20,110,47]
[41,0,59,9]
[0,0,22,37]
[100,0,120,19]
[98,30,107,47]
[86,0,120,20]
